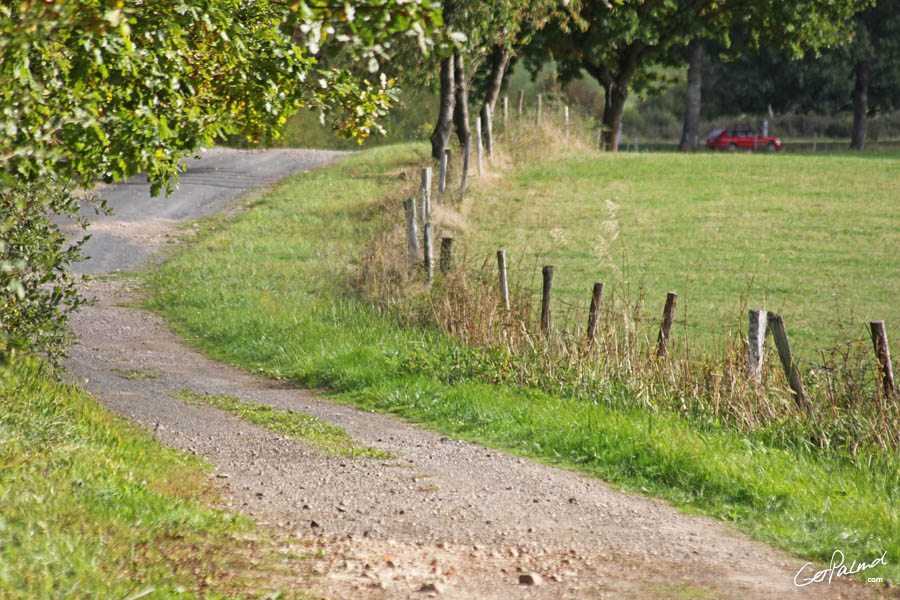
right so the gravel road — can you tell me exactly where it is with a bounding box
[64,148,888,599]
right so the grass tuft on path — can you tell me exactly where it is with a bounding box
[144,143,898,584]
[177,389,392,459]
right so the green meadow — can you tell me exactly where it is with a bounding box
[463,150,900,357]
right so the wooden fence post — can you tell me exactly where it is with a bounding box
[403,198,419,264]
[768,313,807,411]
[870,320,896,397]
[439,237,453,275]
[475,117,484,176]
[747,309,768,382]
[540,265,554,341]
[497,250,510,313]
[423,222,434,283]
[536,94,542,125]
[564,105,569,139]
[586,282,604,347]
[517,90,524,116]
[438,149,449,201]
[420,167,432,222]
[486,107,494,160]
[657,292,677,358]
[503,95,508,128]
[459,137,470,197]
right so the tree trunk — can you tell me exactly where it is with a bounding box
[584,51,640,152]
[430,55,456,160]
[601,80,628,152]
[678,40,703,152]
[480,46,510,129]
[452,52,471,195]
[850,57,869,150]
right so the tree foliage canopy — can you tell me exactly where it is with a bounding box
[525,0,871,149]
[702,0,900,118]
[0,0,440,364]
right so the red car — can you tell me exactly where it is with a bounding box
[706,128,782,152]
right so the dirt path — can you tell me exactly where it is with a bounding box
[65,149,887,599]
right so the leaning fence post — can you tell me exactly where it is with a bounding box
[768,313,806,411]
[439,237,453,275]
[438,149,449,201]
[748,309,768,381]
[420,167,432,221]
[497,250,510,313]
[475,117,484,176]
[423,222,434,283]
[536,94,542,125]
[656,292,677,358]
[517,90,524,116]
[403,198,419,264]
[540,265,554,341]
[586,282,604,347]
[870,320,895,397]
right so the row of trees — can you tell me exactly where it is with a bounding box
[693,0,900,149]
[419,0,879,156]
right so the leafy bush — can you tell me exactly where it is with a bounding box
[0,181,104,367]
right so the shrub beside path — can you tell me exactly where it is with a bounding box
[66,148,885,599]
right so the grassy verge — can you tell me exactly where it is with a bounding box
[144,143,897,583]
[176,389,391,459]
[0,356,318,599]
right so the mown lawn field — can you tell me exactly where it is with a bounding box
[144,143,899,585]
[463,150,900,358]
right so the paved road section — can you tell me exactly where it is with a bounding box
[70,147,343,274]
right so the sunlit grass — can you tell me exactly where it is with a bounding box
[0,357,318,599]
[464,150,900,357]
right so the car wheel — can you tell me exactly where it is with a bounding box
[728,143,738,152]
[767,142,777,152]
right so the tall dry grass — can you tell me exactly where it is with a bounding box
[352,104,900,455]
